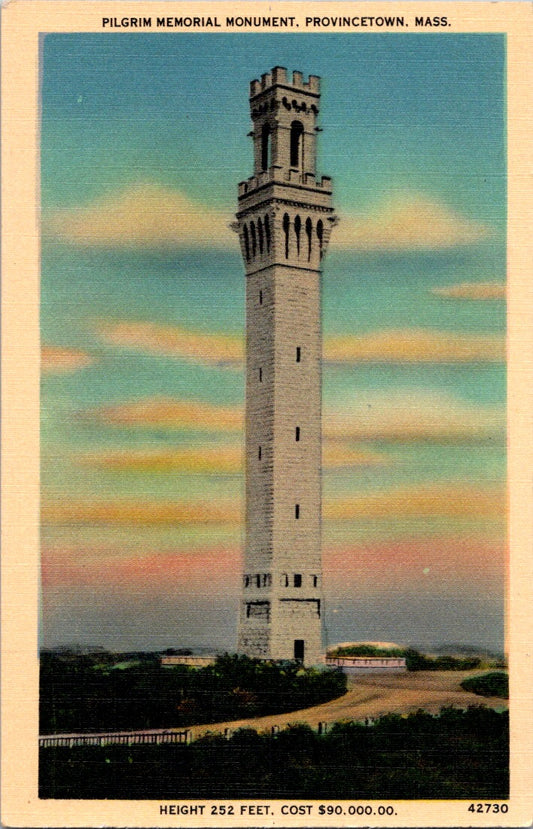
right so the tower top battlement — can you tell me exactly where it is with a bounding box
[250,66,321,98]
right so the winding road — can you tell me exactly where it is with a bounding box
[188,670,507,739]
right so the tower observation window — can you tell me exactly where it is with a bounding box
[290,120,304,168]
[250,221,257,258]
[296,346,301,363]
[295,426,300,442]
[283,213,290,258]
[294,215,301,257]
[261,123,271,171]
[294,574,302,588]
[264,214,271,252]
[295,504,300,519]
[317,220,324,258]
[306,217,312,260]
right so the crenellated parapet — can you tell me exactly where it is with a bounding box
[250,66,320,97]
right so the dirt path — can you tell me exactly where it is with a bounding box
[188,670,507,740]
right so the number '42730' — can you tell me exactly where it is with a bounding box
[468,803,508,813]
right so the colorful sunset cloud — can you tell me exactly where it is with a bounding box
[42,499,242,527]
[41,346,94,375]
[42,544,238,591]
[324,329,504,364]
[323,484,505,521]
[95,321,504,366]
[44,183,234,248]
[74,442,387,473]
[432,282,506,300]
[85,397,243,431]
[41,535,504,597]
[325,536,505,593]
[324,390,504,444]
[44,185,489,253]
[97,320,243,366]
[83,389,504,445]
[41,482,504,528]
[333,193,490,251]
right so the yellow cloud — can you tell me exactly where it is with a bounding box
[44,184,488,253]
[324,391,504,444]
[75,441,387,473]
[322,442,389,468]
[85,389,503,445]
[432,282,506,300]
[97,321,243,366]
[42,499,242,527]
[97,321,503,366]
[78,446,244,474]
[42,483,504,527]
[324,485,505,521]
[41,346,94,375]
[44,183,233,248]
[335,193,489,250]
[324,329,504,364]
[86,397,243,431]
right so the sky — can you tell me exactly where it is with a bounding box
[40,33,506,654]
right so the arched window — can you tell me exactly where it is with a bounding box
[257,217,264,254]
[250,221,257,258]
[316,219,324,258]
[261,123,271,171]
[290,120,304,168]
[283,213,290,258]
[264,214,271,252]
[305,217,312,261]
[243,224,250,261]
[294,215,301,257]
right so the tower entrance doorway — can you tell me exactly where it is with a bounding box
[294,639,305,662]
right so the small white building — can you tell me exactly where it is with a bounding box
[326,655,407,674]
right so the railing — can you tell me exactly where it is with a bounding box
[39,730,190,748]
[40,721,332,749]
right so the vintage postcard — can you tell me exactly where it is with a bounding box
[1,1,532,826]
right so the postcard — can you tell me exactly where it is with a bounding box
[1,2,532,826]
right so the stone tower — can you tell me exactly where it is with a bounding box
[235,67,335,665]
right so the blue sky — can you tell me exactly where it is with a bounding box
[40,33,507,653]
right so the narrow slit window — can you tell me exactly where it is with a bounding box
[295,426,300,442]
[305,217,312,261]
[264,214,271,252]
[283,213,290,259]
[296,346,301,363]
[259,289,263,305]
[316,219,324,259]
[261,123,271,171]
[258,445,262,460]
[294,574,302,588]
[256,574,261,588]
[259,367,262,382]
[312,575,318,588]
[294,215,301,257]
[295,504,300,519]
[290,121,304,168]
